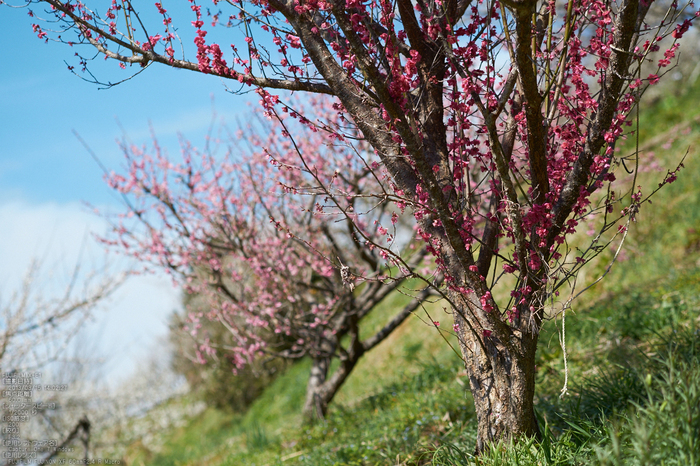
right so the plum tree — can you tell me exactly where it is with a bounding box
[7,0,697,449]
[101,99,436,419]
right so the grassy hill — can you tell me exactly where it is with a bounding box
[121,79,700,466]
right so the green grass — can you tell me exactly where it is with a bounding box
[117,79,700,465]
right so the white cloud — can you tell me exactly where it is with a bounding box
[0,200,181,385]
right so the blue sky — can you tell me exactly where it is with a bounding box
[0,5,254,383]
[1,5,253,205]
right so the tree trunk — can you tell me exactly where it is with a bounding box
[302,356,330,421]
[301,286,432,421]
[454,308,540,453]
[301,330,365,421]
[311,354,361,420]
[302,355,362,421]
